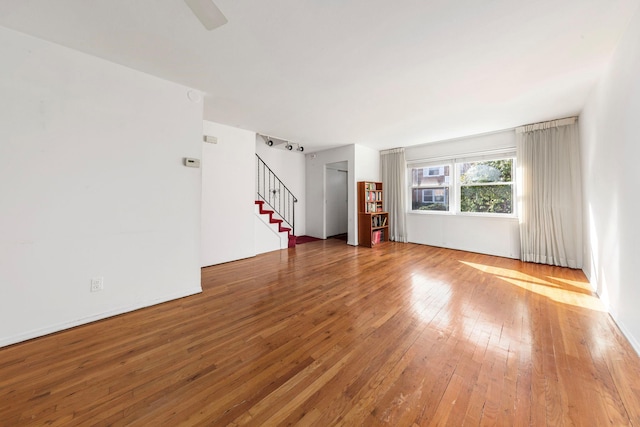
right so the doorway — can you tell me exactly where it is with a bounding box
[325,161,348,241]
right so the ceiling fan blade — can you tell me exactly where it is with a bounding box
[184,0,228,30]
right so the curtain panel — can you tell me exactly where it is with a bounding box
[380,148,408,242]
[516,117,582,268]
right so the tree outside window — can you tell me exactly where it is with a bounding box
[459,159,513,214]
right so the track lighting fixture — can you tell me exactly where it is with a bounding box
[261,134,303,152]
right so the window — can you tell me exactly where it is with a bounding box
[409,154,515,216]
[411,164,451,211]
[458,159,514,214]
[421,188,447,203]
[427,167,443,176]
[422,189,435,203]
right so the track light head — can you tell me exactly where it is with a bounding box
[297,146,304,152]
[266,139,274,146]
[286,144,293,150]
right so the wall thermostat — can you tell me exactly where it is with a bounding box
[184,158,201,168]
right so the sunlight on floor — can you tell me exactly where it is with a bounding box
[409,271,516,353]
[546,275,593,292]
[459,261,605,312]
[410,272,451,325]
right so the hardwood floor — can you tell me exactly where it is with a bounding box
[2,240,640,426]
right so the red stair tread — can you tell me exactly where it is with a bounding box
[256,200,294,248]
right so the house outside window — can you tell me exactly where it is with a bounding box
[411,164,451,211]
[421,188,447,203]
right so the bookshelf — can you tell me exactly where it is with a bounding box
[357,181,389,247]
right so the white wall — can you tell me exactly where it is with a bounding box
[354,144,381,184]
[305,144,379,245]
[254,207,288,255]
[306,145,356,242]
[0,27,203,347]
[255,136,306,236]
[408,215,520,258]
[354,144,381,243]
[579,6,640,353]
[201,121,256,266]
[406,130,516,160]
[405,130,520,259]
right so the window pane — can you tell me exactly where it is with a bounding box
[412,187,449,211]
[411,165,450,186]
[460,185,512,213]
[459,159,512,184]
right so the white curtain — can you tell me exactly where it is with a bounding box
[516,117,582,268]
[380,148,408,242]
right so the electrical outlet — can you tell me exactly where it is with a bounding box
[90,277,104,292]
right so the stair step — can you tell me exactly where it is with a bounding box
[255,199,294,248]
[254,201,272,215]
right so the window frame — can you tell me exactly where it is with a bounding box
[409,162,453,213]
[421,189,434,203]
[408,152,517,218]
[456,157,516,217]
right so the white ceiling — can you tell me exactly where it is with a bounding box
[1,0,638,152]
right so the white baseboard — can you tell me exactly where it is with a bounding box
[608,310,640,357]
[0,287,202,348]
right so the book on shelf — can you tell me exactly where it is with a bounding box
[372,215,387,228]
[372,230,382,245]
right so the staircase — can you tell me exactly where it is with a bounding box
[254,200,296,248]
[255,154,298,249]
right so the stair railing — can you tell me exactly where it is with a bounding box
[256,154,297,235]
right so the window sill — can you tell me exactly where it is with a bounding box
[408,210,454,216]
[408,210,518,220]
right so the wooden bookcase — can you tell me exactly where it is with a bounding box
[357,181,389,247]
